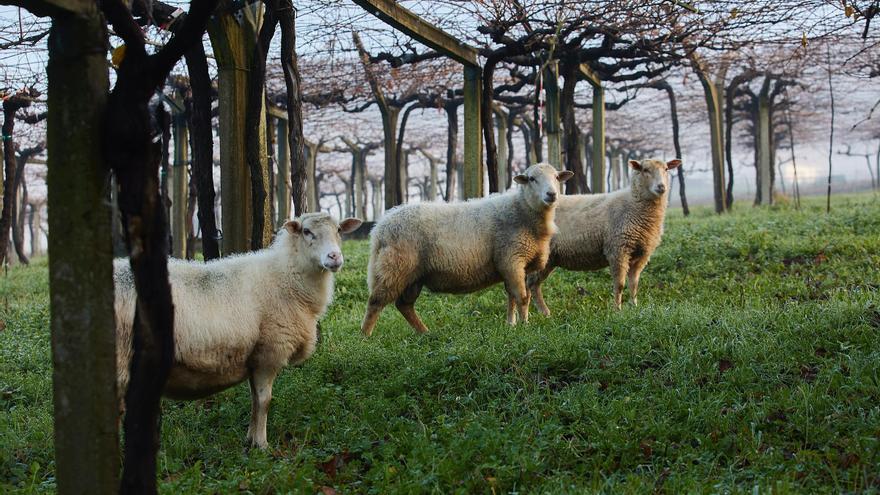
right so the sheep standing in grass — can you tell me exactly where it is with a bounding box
[114,213,362,448]
[361,163,573,336]
[528,158,681,312]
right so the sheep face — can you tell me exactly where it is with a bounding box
[284,213,362,272]
[629,159,682,199]
[513,163,574,210]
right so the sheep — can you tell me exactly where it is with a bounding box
[361,163,573,336]
[528,158,681,312]
[113,212,362,449]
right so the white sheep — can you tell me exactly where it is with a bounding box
[361,163,573,336]
[528,158,681,312]
[114,212,362,448]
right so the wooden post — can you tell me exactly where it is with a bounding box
[276,118,291,223]
[304,140,320,212]
[208,1,267,254]
[463,65,483,199]
[171,111,188,258]
[758,89,772,205]
[544,62,562,169]
[46,5,119,493]
[591,85,606,193]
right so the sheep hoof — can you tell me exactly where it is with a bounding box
[247,439,269,450]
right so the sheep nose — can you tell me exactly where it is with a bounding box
[327,251,341,261]
[545,191,557,202]
[655,184,666,194]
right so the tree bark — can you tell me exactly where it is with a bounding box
[1,94,32,265]
[45,8,119,493]
[274,0,308,215]
[444,100,459,201]
[560,59,586,194]
[245,5,276,250]
[694,60,727,213]
[10,145,42,264]
[12,154,29,264]
[353,31,403,208]
[396,102,421,202]
[481,55,503,193]
[102,0,218,492]
[183,39,220,260]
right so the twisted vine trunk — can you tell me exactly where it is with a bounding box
[101,1,218,492]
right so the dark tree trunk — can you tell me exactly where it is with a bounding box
[12,153,30,264]
[275,0,308,215]
[396,102,421,203]
[505,110,515,188]
[245,7,277,250]
[183,41,220,260]
[157,103,172,251]
[520,121,534,166]
[532,85,543,163]
[724,87,736,209]
[1,94,32,266]
[657,81,689,216]
[560,59,586,194]
[481,55,502,193]
[101,1,217,493]
[444,100,459,201]
[10,146,42,264]
[185,171,197,260]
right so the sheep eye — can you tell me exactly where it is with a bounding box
[528,176,536,183]
[303,229,313,237]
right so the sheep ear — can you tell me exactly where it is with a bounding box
[284,220,302,234]
[513,174,529,184]
[629,160,643,171]
[666,159,682,170]
[557,170,574,182]
[339,218,363,234]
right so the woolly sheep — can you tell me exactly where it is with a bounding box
[114,212,362,448]
[361,163,573,336]
[528,158,682,312]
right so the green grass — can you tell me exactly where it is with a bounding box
[2,194,880,494]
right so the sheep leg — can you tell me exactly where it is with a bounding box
[610,256,630,310]
[503,265,530,325]
[246,368,278,449]
[627,257,649,306]
[361,299,386,337]
[527,267,554,317]
[506,289,518,325]
[395,282,429,333]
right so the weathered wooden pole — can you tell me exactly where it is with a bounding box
[208,1,268,254]
[276,117,291,223]
[171,110,188,257]
[45,3,119,492]
[304,140,320,212]
[757,81,772,205]
[544,62,562,169]
[463,65,483,199]
[591,85,606,193]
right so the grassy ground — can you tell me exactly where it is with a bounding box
[2,194,879,494]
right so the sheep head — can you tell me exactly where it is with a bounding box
[629,159,681,200]
[513,162,574,210]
